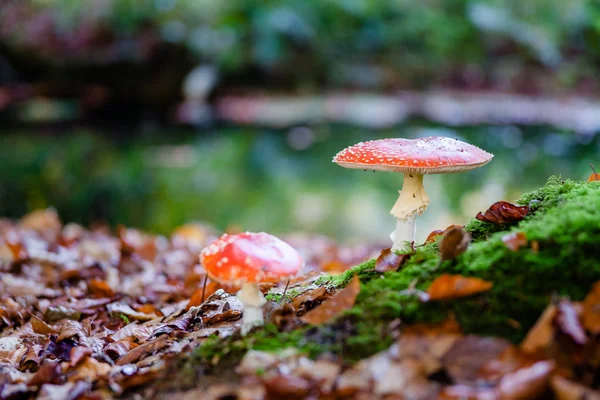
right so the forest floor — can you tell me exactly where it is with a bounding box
[2,176,600,399]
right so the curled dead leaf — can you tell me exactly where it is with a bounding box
[520,304,557,355]
[551,375,600,400]
[583,281,600,334]
[427,274,493,301]
[439,227,471,262]
[476,201,530,224]
[425,225,463,245]
[301,275,360,325]
[555,299,587,346]
[374,248,411,273]
[497,360,555,400]
[502,232,528,252]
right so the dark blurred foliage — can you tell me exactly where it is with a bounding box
[1,0,600,106]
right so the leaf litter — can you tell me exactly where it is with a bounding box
[4,205,600,399]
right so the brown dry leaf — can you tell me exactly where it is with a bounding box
[588,172,600,183]
[30,315,58,335]
[497,360,555,400]
[57,320,87,343]
[105,337,138,359]
[68,357,111,382]
[115,336,171,366]
[555,300,587,345]
[438,385,498,399]
[477,347,537,384]
[394,333,462,375]
[69,346,92,368]
[551,375,600,400]
[301,275,360,325]
[427,274,493,301]
[403,316,463,336]
[374,248,411,273]
[20,344,43,372]
[20,208,61,237]
[502,232,528,252]
[439,227,471,262]
[107,303,158,322]
[583,281,600,334]
[29,362,64,386]
[263,375,312,399]
[425,225,463,244]
[520,304,557,354]
[476,201,530,224]
[87,279,115,297]
[322,260,347,274]
[291,287,329,311]
[110,323,154,343]
[442,336,511,384]
[186,282,219,310]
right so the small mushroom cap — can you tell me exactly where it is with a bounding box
[200,232,304,285]
[333,136,493,174]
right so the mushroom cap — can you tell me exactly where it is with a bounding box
[333,136,493,174]
[200,232,304,285]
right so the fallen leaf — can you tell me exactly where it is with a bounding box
[520,305,557,354]
[476,201,530,224]
[588,172,600,182]
[301,275,360,325]
[291,287,329,311]
[555,300,587,345]
[20,208,61,238]
[497,360,555,400]
[477,347,536,384]
[427,274,493,301]
[69,346,92,368]
[322,260,347,274]
[107,303,158,321]
[57,320,87,343]
[116,336,171,366]
[583,281,600,334]
[186,282,219,310]
[425,225,463,244]
[68,357,111,382]
[438,385,497,399]
[439,227,471,262]
[87,279,115,297]
[442,335,511,384]
[374,248,411,273]
[263,375,312,399]
[502,232,528,252]
[28,362,64,386]
[30,315,58,335]
[550,375,600,400]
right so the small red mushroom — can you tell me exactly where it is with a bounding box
[200,232,304,335]
[333,137,493,249]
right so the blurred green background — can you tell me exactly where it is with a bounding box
[0,0,599,243]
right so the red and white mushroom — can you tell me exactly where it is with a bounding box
[333,137,494,249]
[200,232,304,335]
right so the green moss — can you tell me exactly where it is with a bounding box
[189,177,600,369]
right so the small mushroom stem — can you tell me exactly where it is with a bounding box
[391,215,417,250]
[389,173,430,249]
[237,283,267,336]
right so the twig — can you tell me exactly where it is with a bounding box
[200,275,208,303]
[279,279,291,305]
[591,164,599,181]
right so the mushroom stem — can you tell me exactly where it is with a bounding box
[237,283,267,336]
[389,173,430,249]
[391,214,417,250]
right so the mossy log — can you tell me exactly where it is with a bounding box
[191,176,600,370]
